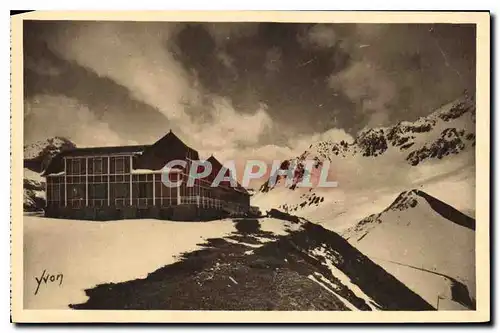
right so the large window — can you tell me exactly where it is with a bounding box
[132,174,153,207]
[178,173,217,206]
[88,183,107,207]
[88,157,107,175]
[110,174,130,208]
[46,176,64,206]
[115,157,125,173]
[88,166,107,207]
[111,183,129,198]
[67,183,85,208]
[155,174,178,206]
[66,157,86,175]
[110,156,130,175]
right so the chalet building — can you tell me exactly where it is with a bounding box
[43,131,251,221]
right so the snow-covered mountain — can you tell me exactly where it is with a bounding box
[24,136,76,172]
[23,137,76,211]
[252,94,476,226]
[343,189,476,310]
[249,95,477,311]
[319,96,475,163]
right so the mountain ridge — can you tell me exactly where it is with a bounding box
[24,136,76,173]
[343,189,476,242]
[258,94,475,194]
[342,189,476,310]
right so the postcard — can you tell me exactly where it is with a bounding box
[10,10,490,323]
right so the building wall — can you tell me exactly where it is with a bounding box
[45,153,250,219]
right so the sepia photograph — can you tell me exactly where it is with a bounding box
[10,11,490,323]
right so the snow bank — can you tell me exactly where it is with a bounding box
[258,217,303,235]
[308,274,358,310]
[23,216,236,309]
[224,238,264,248]
[311,246,380,310]
[24,168,43,183]
[130,168,181,175]
[345,191,475,309]
[367,259,453,309]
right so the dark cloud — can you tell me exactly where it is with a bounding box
[170,23,352,136]
[23,20,476,154]
[170,22,475,134]
[23,21,171,145]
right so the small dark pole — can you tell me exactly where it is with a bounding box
[436,295,443,310]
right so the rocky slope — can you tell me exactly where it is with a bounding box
[259,95,475,193]
[70,217,433,310]
[315,95,474,162]
[24,136,76,173]
[253,95,476,219]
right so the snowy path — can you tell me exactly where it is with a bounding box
[370,256,475,310]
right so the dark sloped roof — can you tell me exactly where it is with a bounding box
[57,144,150,157]
[207,155,223,169]
[151,131,199,160]
[207,155,249,195]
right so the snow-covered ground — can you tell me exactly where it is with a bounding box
[250,139,476,311]
[24,168,43,184]
[252,157,474,234]
[366,260,468,310]
[23,216,237,309]
[251,95,476,234]
[310,245,380,310]
[343,189,475,310]
[253,151,475,311]
[258,217,303,235]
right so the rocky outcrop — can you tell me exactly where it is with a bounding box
[406,128,468,166]
[24,137,76,173]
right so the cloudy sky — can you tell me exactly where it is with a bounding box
[23,20,476,163]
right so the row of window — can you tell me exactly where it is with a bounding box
[54,174,167,184]
[49,173,218,187]
[66,156,131,175]
[63,157,239,188]
[49,179,246,199]
[61,197,181,209]
[47,172,248,206]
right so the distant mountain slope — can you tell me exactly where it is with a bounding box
[259,95,475,194]
[343,189,476,310]
[310,94,475,164]
[252,95,476,221]
[24,136,76,173]
[23,137,76,211]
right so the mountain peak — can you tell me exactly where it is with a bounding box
[24,136,76,173]
[24,136,76,159]
[386,189,422,211]
[374,189,475,230]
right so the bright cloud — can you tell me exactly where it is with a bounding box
[40,22,275,160]
[24,95,134,147]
